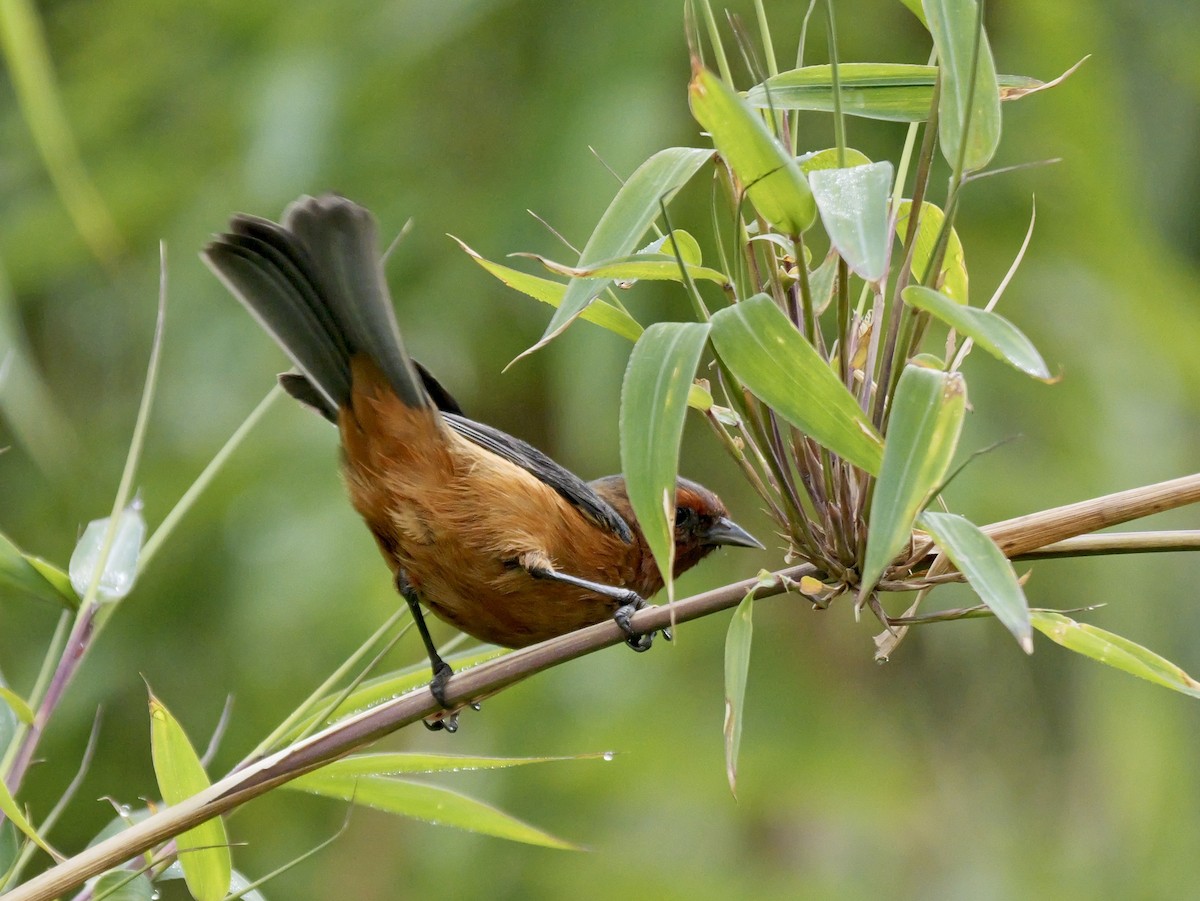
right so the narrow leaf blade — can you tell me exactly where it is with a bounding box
[799,147,874,173]
[0,530,77,608]
[318,751,612,778]
[0,0,122,263]
[0,776,55,860]
[710,295,883,474]
[452,237,643,341]
[860,364,966,594]
[748,64,1037,122]
[925,0,1002,171]
[689,66,816,233]
[287,772,578,849]
[921,512,1032,652]
[0,686,33,725]
[723,591,754,797]
[149,693,231,901]
[809,162,894,282]
[895,200,968,302]
[527,252,729,286]
[620,321,712,599]
[1031,612,1200,699]
[534,147,713,349]
[91,870,154,901]
[903,286,1050,379]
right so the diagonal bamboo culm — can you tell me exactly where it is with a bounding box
[5,472,1198,901]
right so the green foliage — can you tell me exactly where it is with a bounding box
[1,2,1198,900]
[620,321,712,599]
[861,364,966,597]
[920,511,1032,651]
[471,4,1199,731]
[149,691,232,901]
[722,588,754,797]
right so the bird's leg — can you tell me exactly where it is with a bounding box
[395,570,458,733]
[520,553,671,651]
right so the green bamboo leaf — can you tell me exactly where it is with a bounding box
[1031,612,1200,699]
[518,251,729,286]
[748,64,1038,123]
[723,590,754,798]
[0,686,32,725]
[317,751,612,778]
[0,777,55,861]
[0,687,14,752]
[709,295,883,474]
[149,692,231,901]
[529,147,713,354]
[895,200,968,303]
[798,147,873,173]
[0,531,77,609]
[620,321,711,600]
[451,237,643,342]
[641,229,703,264]
[920,512,1032,652]
[903,286,1050,379]
[808,162,894,283]
[0,0,122,264]
[805,254,840,316]
[287,772,578,849]
[91,870,154,901]
[860,364,966,595]
[0,821,17,885]
[899,0,929,27]
[925,0,1002,171]
[689,66,816,234]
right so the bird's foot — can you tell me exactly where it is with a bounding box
[614,594,670,652]
[422,661,461,732]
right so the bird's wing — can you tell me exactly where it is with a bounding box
[280,361,631,543]
[443,412,633,544]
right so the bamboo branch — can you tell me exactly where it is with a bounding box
[1013,530,1200,559]
[983,473,1200,557]
[3,563,817,901]
[10,474,1200,900]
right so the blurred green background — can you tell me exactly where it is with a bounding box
[2,1,1199,898]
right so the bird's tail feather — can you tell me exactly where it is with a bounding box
[203,194,427,418]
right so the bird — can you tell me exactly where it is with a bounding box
[202,193,761,727]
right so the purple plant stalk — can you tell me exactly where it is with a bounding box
[5,602,101,797]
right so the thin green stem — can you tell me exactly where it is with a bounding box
[248,605,413,761]
[140,384,284,573]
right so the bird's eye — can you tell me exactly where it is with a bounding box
[675,506,695,527]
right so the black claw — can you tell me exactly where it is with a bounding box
[627,631,654,652]
[423,711,459,732]
[615,598,661,652]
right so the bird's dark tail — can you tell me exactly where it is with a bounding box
[203,194,428,421]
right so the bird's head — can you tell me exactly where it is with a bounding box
[591,474,763,594]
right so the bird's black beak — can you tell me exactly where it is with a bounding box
[703,516,765,550]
